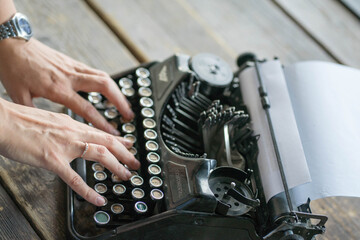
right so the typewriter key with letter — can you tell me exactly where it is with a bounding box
[135,68,150,78]
[94,171,107,181]
[138,87,152,97]
[124,134,137,144]
[94,183,107,194]
[150,189,164,200]
[104,108,118,120]
[141,108,155,118]
[139,97,153,108]
[122,123,136,134]
[134,201,148,214]
[146,152,160,164]
[88,92,102,104]
[144,129,157,140]
[131,188,145,200]
[94,211,110,225]
[111,173,122,183]
[148,164,161,176]
[129,147,137,156]
[130,175,144,187]
[149,176,163,188]
[111,203,124,215]
[145,140,159,152]
[121,87,135,98]
[118,77,133,88]
[92,163,104,172]
[143,118,156,129]
[113,184,126,196]
[137,77,151,87]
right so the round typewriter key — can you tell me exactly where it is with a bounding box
[130,171,139,177]
[131,188,145,200]
[134,201,148,214]
[129,147,137,156]
[143,118,156,129]
[138,87,152,97]
[146,152,160,164]
[145,140,159,152]
[148,164,161,176]
[111,173,122,183]
[137,77,151,87]
[104,108,118,120]
[103,100,115,109]
[124,134,137,144]
[141,108,155,118]
[122,123,136,134]
[111,203,124,215]
[118,77,133,88]
[113,184,126,195]
[92,163,104,172]
[121,87,135,98]
[88,92,102,104]
[94,211,110,225]
[94,171,107,181]
[130,175,144,187]
[150,189,164,200]
[135,67,150,78]
[139,97,153,108]
[94,183,107,194]
[149,176,163,188]
[144,129,157,140]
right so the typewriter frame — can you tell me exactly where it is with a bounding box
[66,54,327,240]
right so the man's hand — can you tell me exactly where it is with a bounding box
[0,98,140,206]
[0,38,134,135]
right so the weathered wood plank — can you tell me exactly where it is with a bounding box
[88,1,360,239]
[0,0,137,239]
[0,183,40,240]
[88,0,333,69]
[275,0,360,68]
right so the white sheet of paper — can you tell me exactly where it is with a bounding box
[239,60,311,202]
[284,61,360,206]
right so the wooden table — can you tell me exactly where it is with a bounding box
[1,0,359,239]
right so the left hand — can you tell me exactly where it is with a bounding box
[0,38,134,135]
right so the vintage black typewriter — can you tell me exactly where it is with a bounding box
[66,53,328,240]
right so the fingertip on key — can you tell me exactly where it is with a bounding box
[95,196,106,206]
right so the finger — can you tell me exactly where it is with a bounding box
[73,62,108,77]
[72,73,134,120]
[13,91,35,107]
[57,163,106,206]
[83,143,132,180]
[61,91,120,135]
[81,132,140,170]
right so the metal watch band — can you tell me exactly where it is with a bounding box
[0,20,16,41]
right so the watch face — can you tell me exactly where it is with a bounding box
[18,18,32,35]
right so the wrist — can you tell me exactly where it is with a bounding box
[0,0,16,24]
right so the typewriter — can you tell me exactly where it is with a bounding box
[67,53,328,240]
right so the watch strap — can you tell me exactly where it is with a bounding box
[0,20,16,41]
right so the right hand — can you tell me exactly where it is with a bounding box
[0,98,140,206]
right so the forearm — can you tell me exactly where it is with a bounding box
[0,0,16,23]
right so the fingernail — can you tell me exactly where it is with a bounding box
[134,159,141,169]
[124,139,133,147]
[96,196,105,206]
[125,169,132,179]
[128,110,135,119]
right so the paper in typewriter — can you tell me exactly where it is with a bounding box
[239,60,360,205]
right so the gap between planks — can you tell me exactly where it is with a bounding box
[85,0,149,63]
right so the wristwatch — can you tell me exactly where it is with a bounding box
[0,13,32,41]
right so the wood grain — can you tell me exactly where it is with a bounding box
[88,0,333,69]
[87,1,360,239]
[0,0,137,239]
[275,0,360,68]
[0,183,40,240]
